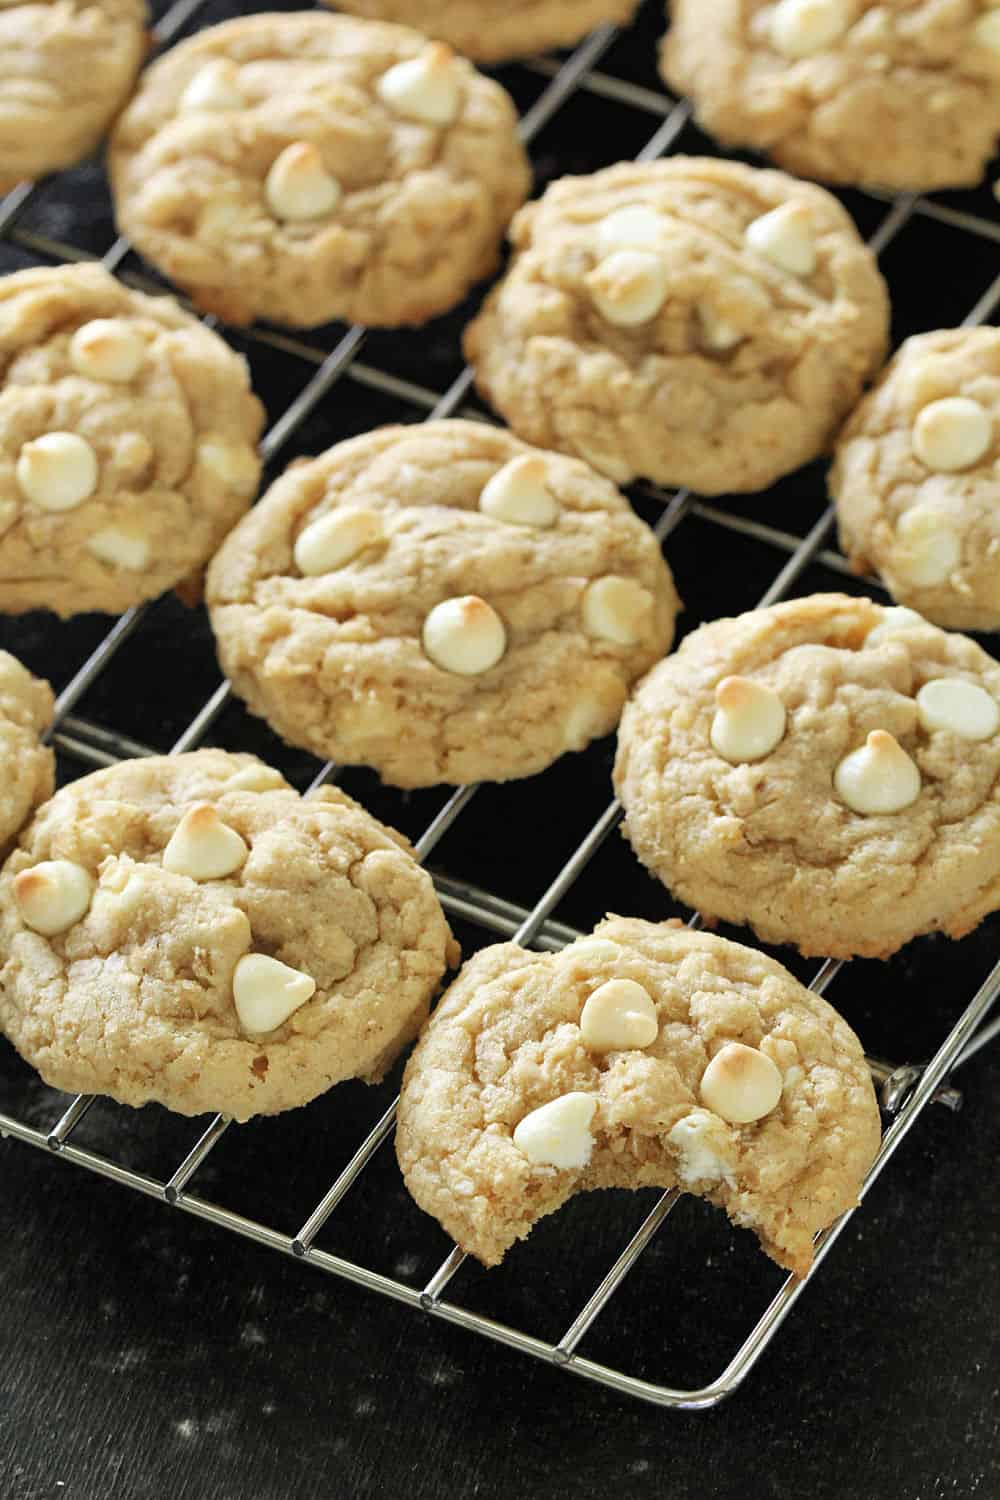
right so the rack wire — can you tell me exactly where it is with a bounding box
[1,0,1000,1410]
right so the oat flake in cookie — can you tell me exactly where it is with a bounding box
[0,750,457,1120]
[206,420,680,788]
[662,0,1000,194]
[0,264,264,618]
[832,327,1000,632]
[464,158,889,496]
[396,916,881,1276]
[614,593,1000,960]
[325,0,639,63]
[0,651,54,855]
[108,12,531,329]
[0,0,147,191]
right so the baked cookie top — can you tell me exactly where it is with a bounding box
[396,915,881,1275]
[463,158,889,495]
[206,420,680,788]
[0,0,146,191]
[0,750,457,1120]
[109,12,531,329]
[661,1,1000,193]
[832,327,1000,633]
[0,651,54,855]
[0,263,264,619]
[324,0,639,62]
[614,593,1000,959]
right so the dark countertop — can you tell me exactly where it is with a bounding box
[2,2,1000,1496]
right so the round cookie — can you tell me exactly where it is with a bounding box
[0,0,147,191]
[323,0,639,63]
[0,263,264,618]
[661,0,1000,193]
[463,158,889,495]
[831,327,1000,633]
[206,420,680,788]
[108,12,531,329]
[397,915,881,1275]
[614,593,1000,959]
[0,749,457,1120]
[0,651,54,855]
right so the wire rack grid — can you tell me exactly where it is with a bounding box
[2,0,1000,1411]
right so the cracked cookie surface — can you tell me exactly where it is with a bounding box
[0,651,53,855]
[661,0,1000,193]
[0,0,146,190]
[464,158,889,495]
[0,749,457,1119]
[396,915,881,1275]
[832,327,1000,632]
[206,420,680,788]
[614,594,1000,959]
[0,263,264,618]
[109,12,531,328]
[324,0,638,62]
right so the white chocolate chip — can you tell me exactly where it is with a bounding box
[973,11,1000,51]
[479,456,558,528]
[586,249,668,327]
[580,977,658,1052]
[512,1093,597,1169]
[770,0,851,58]
[667,1109,735,1185]
[225,764,286,792]
[198,437,260,494]
[595,205,663,252]
[562,937,622,967]
[294,507,382,576]
[376,42,460,127]
[232,953,316,1035]
[180,59,245,112]
[894,505,962,586]
[16,432,98,512]
[581,576,653,646]
[710,676,787,762]
[86,527,149,571]
[865,606,928,646]
[700,1042,783,1125]
[13,859,93,936]
[834,729,921,815]
[422,596,506,675]
[916,678,999,741]
[162,803,249,881]
[698,304,742,351]
[563,694,610,750]
[70,320,143,383]
[745,202,817,277]
[912,397,992,472]
[265,143,341,221]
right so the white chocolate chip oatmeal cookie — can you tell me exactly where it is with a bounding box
[206,420,680,788]
[464,158,889,495]
[396,916,881,1275]
[108,12,531,329]
[0,749,457,1119]
[614,594,1000,959]
[0,650,53,854]
[324,0,639,63]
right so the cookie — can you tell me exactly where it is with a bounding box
[0,749,457,1120]
[661,1,1000,193]
[463,158,889,495]
[614,594,1000,960]
[0,651,54,855]
[831,327,1000,633]
[324,0,639,63]
[108,13,531,329]
[206,420,680,788]
[397,915,881,1275]
[0,263,264,619]
[0,0,147,191]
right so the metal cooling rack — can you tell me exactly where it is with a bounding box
[2,0,1000,1410]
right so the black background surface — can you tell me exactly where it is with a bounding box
[1,3,999,1498]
